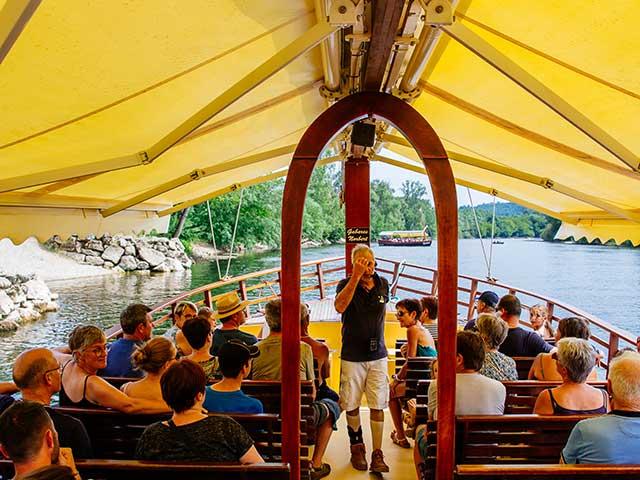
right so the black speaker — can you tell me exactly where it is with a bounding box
[351,122,376,147]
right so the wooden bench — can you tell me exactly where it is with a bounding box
[455,464,640,479]
[513,357,535,380]
[503,381,607,414]
[0,459,290,480]
[405,357,436,400]
[420,414,592,479]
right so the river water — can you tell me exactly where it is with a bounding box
[1,239,638,380]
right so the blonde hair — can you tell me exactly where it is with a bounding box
[609,351,640,404]
[131,337,176,374]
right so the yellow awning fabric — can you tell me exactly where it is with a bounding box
[1,1,639,245]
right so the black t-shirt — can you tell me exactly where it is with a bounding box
[336,273,389,362]
[499,326,553,357]
[136,415,254,462]
[46,407,93,459]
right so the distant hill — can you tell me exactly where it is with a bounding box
[459,202,532,217]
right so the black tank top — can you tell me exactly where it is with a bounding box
[59,361,95,408]
[549,389,608,415]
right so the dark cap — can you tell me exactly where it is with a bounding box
[218,339,260,370]
[478,291,499,308]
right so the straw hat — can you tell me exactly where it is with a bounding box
[215,291,248,320]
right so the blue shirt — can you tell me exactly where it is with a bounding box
[203,387,264,414]
[562,411,640,464]
[98,338,143,378]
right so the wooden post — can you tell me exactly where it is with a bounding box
[316,263,326,299]
[281,92,457,480]
[345,156,371,275]
[203,290,213,309]
[467,279,478,321]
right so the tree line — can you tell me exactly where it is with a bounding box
[169,164,560,251]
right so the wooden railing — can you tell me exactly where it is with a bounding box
[109,256,636,368]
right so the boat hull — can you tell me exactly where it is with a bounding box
[378,239,432,246]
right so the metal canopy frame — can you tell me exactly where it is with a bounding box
[0,21,339,194]
[0,0,41,64]
[440,21,640,172]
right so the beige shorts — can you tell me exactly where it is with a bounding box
[339,358,389,411]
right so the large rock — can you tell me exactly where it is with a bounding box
[101,245,124,264]
[61,237,79,252]
[118,255,138,271]
[136,261,150,270]
[84,256,105,266]
[4,310,20,323]
[25,279,51,301]
[0,319,18,332]
[85,240,104,252]
[124,245,136,255]
[152,262,171,272]
[138,247,166,267]
[0,277,11,289]
[18,307,41,323]
[0,291,13,316]
[81,248,100,257]
[60,251,86,263]
[165,258,185,272]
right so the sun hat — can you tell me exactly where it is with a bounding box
[215,291,248,321]
[478,291,499,308]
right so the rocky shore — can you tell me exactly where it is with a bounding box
[45,234,193,273]
[0,273,58,333]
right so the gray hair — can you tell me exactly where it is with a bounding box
[68,325,106,353]
[351,244,374,264]
[264,298,310,333]
[609,351,640,404]
[556,337,595,383]
[476,314,507,350]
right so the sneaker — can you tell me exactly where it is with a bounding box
[370,448,390,473]
[350,443,368,471]
[310,463,331,480]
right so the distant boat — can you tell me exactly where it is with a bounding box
[378,227,432,246]
[492,240,505,245]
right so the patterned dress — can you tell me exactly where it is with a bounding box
[479,350,518,381]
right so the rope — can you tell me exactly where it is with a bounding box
[466,188,491,276]
[488,194,497,279]
[224,188,244,279]
[206,200,223,280]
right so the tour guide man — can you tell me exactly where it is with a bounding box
[334,244,390,473]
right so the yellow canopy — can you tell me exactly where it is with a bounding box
[1,0,639,245]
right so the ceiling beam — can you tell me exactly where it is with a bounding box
[0,192,168,210]
[440,21,640,173]
[372,154,577,224]
[383,134,640,223]
[0,0,41,64]
[101,144,298,217]
[158,155,342,217]
[0,21,339,194]
[419,81,639,181]
[362,0,405,91]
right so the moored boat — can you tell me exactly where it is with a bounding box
[378,229,432,247]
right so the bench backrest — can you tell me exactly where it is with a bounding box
[503,381,607,414]
[405,357,436,399]
[455,464,640,479]
[422,414,591,470]
[0,459,290,480]
[513,357,535,380]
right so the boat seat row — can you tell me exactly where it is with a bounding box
[0,459,290,480]
[454,464,640,479]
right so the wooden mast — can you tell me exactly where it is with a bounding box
[281,91,458,480]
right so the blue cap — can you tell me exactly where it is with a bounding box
[478,291,499,308]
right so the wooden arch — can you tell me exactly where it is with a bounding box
[280,91,458,480]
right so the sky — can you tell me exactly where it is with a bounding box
[369,148,505,207]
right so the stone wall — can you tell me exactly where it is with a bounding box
[45,234,193,273]
[0,274,58,332]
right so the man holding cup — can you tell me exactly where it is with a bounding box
[334,244,390,473]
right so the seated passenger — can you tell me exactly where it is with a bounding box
[561,351,640,464]
[533,338,608,415]
[0,401,80,480]
[251,299,338,480]
[121,337,176,406]
[182,316,218,383]
[419,295,439,342]
[529,316,597,381]
[9,348,93,458]
[204,339,263,414]
[529,303,554,338]
[54,326,169,413]
[497,295,553,357]
[163,301,197,357]
[210,291,258,356]
[389,298,436,448]
[198,306,217,327]
[0,381,18,394]
[135,359,263,464]
[98,303,153,378]
[477,314,518,381]
[414,332,505,475]
[463,291,499,331]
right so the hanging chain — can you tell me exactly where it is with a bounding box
[206,200,223,280]
[224,188,245,279]
[467,188,491,277]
